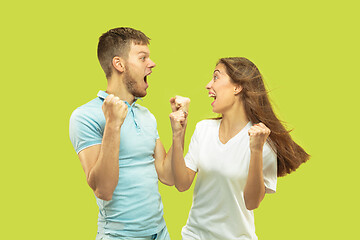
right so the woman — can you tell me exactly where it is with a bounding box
[169,57,310,240]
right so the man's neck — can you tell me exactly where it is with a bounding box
[106,77,135,105]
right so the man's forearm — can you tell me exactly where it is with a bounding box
[88,123,121,200]
[171,131,191,192]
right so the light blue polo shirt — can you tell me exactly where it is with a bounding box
[69,90,166,238]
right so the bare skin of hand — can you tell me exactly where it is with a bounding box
[169,96,195,192]
[102,94,128,126]
[170,95,190,113]
[248,122,271,152]
[244,122,271,210]
[169,110,187,135]
[78,94,128,201]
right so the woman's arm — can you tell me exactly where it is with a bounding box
[244,123,271,210]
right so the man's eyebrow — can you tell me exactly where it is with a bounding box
[213,70,220,74]
[138,51,149,55]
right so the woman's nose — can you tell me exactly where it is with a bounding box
[205,80,213,90]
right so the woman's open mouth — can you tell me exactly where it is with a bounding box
[209,92,216,106]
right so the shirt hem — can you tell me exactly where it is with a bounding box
[98,219,166,238]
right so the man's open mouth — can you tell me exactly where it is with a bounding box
[144,71,152,83]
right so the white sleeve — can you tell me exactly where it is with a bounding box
[263,143,277,193]
[184,124,200,172]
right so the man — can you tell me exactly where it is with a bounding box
[69,27,189,240]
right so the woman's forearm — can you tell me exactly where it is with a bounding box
[244,150,265,210]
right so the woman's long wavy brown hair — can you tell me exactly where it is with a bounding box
[218,57,309,177]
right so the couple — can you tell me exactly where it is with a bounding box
[69,27,309,240]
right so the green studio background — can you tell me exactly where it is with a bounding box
[1,0,359,239]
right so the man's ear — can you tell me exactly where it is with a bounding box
[234,85,243,95]
[112,56,125,73]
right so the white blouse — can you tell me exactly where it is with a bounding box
[182,119,277,240]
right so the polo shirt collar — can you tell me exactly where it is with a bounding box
[97,90,140,107]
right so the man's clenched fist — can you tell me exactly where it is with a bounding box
[170,95,190,114]
[102,94,128,127]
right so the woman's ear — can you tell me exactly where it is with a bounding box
[234,85,243,95]
[112,56,125,73]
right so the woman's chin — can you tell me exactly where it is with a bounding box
[212,107,220,114]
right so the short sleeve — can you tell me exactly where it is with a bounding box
[184,124,200,172]
[69,108,103,154]
[154,118,159,140]
[146,110,159,140]
[263,143,277,194]
[155,129,159,140]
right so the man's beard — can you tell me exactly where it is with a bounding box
[123,70,146,98]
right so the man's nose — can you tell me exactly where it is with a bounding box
[149,59,156,68]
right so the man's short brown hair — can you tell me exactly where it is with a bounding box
[97,27,150,78]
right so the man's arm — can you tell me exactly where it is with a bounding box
[170,111,196,192]
[154,96,190,186]
[153,139,175,186]
[78,94,127,201]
